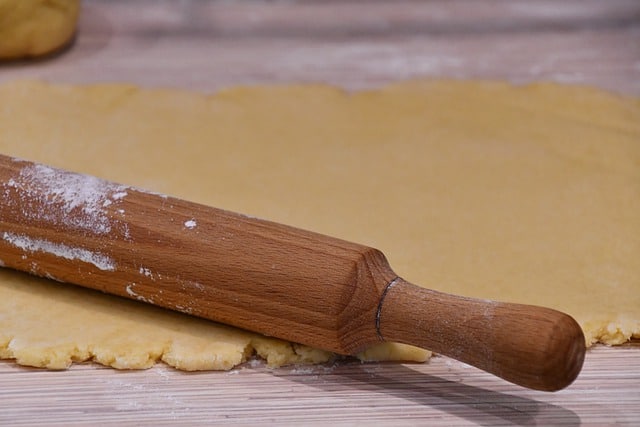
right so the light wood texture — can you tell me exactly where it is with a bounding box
[0,0,638,423]
[0,154,585,391]
[1,346,638,426]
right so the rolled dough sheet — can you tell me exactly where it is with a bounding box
[0,80,638,371]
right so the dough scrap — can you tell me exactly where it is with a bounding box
[0,0,80,60]
[0,80,638,371]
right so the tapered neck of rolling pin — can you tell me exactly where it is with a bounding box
[376,278,585,391]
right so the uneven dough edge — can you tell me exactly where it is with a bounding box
[0,79,638,371]
[0,327,429,371]
[0,270,428,371]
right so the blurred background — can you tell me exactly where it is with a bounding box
[1,0,639,95]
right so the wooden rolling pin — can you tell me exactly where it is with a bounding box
[0,154,585,391]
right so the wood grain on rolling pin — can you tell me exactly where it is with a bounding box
[0,154,585,391]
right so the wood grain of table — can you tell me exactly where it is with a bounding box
[1,345,639,426]
[1,1,639,425]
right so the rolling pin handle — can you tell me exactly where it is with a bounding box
[377,278,586,391]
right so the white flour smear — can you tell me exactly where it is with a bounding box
[2,232,116,271]
[2,161,129,235]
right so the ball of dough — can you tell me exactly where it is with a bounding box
[0,0,80,60]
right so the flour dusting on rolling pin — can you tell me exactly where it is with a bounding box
[0,154,586,391]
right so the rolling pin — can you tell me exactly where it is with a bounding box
[0,154,585,391]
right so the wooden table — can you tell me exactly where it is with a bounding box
[2,0,640,95]
[1,346,638,426]
[1,1,639,425]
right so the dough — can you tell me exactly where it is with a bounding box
[0,0,80,60]
[0,80,638,371]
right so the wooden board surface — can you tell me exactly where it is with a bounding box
[1,1,639,425]
[1,345,639,426]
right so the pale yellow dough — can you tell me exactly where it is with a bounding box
[0,80,638,371]
[0,0,80,60]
